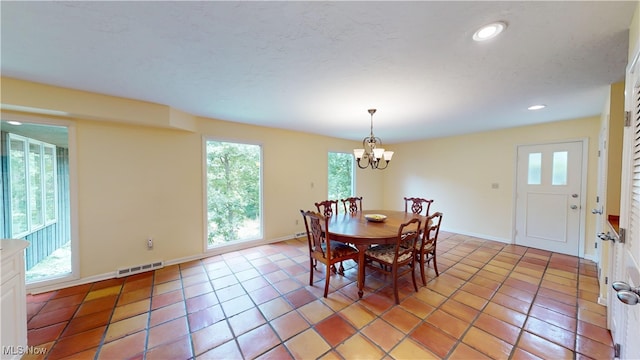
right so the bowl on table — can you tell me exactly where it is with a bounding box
[364,214,387,222]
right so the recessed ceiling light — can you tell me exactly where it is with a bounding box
[6,121,22,125]
[473,21,507,42]
[528,104,546,111]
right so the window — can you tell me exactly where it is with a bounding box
[205,140,262,247]
[552,151,568,185]
[527,152,542,185]
[328,152,354,199]
[8,134,58,237]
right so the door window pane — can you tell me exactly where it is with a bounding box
[328,152,354,199]
[552,151,568,185]
[528,153,542,185]
[206,140,262,247]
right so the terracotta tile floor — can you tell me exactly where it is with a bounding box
[24,232,615,359]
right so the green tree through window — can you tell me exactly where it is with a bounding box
[328,152,354,200]
[206,140,261,246]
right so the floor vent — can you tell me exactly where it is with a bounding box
[116,261,164,278]
[294,232,307,238]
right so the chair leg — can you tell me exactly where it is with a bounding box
[309,258,315,286]
[324,264,331,298]
[411,263,419,292]
[419,253,427,286]
[392,265,400,305]
[432,252,439,277]
[338,261,345,275]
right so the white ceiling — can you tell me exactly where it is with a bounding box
[1,1,636,143]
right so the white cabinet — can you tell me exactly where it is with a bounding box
[1,239,29,360]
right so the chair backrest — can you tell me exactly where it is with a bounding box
[315,200,339,217]
[421,212,443,250]
[341,196,363,214]
[404,197,434,216]
[395,218,422,263]
[300,210,331,259]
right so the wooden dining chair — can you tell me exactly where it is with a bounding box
[315,200,339,217]
[341,196,363,214]
[404,197,434,216]
[364,217,421,304]
[314,200,343,273]
[415,212,443,286]
[300,210,359,297]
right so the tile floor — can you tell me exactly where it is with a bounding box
[24,232,614,359]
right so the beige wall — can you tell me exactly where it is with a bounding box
[75,121,203,275]
[384,117,601,257]
[0,77,605,290]
[1,78,383,285]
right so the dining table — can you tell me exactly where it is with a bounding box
[327,210,428,298]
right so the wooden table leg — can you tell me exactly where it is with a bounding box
[355,244,368,298]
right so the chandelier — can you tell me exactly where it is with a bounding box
[353,109,394,170]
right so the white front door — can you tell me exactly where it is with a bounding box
[515,141,585,256]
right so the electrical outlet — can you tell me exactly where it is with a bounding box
[295,219,299,225]
[147,237,153,249]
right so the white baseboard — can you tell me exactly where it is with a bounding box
[444,228,600,262]
[28,272,115,295]
[442,227,512,244]
[598,295,608,306]
[27,234,298,295]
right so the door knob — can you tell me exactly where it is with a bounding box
[612,281,640,305]
[591,208,603,214]
[598,232,615,242]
